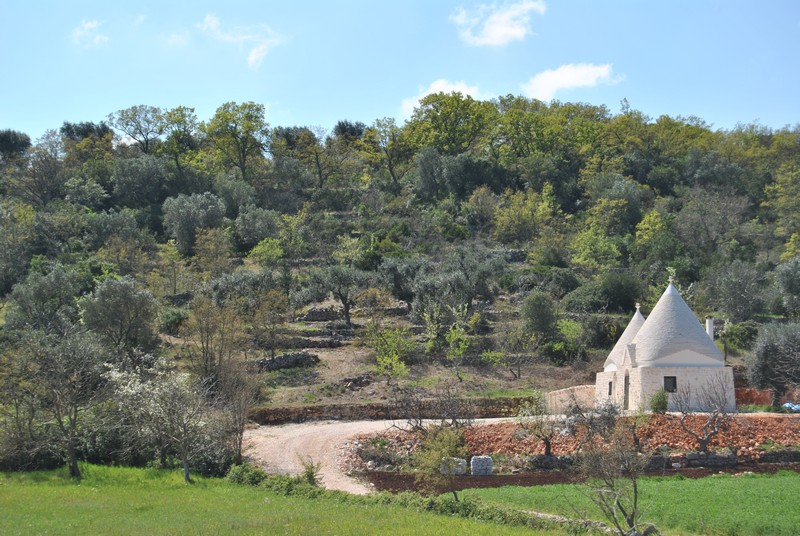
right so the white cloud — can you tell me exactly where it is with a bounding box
[401,79,484,117]
[197,13,282,69]
[450,1,546,46]
[521,63,616,101]
[165,32,190,47]
[72,19,109,47]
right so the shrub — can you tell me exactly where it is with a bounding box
[650,389,669,414]
[158,307,189,335]
[541,340,587,366]
[724,320,760,351]
[226,463,267,486]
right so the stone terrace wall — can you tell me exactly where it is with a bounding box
[250,396,536,425]
[546,385,596,414]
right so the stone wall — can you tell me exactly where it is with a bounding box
[546,385,596,414]
[250,396,537,425]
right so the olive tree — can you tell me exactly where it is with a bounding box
[80,276,159,356]
[747,322,800,398]
[162,192,226,256]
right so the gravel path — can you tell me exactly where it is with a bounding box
[244,418,515,494]
[244,420,402,494]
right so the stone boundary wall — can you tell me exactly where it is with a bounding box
[250,396,536,425]
[735,387,774,406]
[546,385,596,414]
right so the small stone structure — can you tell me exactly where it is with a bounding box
[547,385,596,414]
[595,280,736,412]
[439,457,467,475]
[470,455,493,476]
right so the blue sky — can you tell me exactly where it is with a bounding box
[2,1,799,142]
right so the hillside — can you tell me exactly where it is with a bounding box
[1,96,799,475]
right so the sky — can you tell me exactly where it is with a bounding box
[2,1,799,143]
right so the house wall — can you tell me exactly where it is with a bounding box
[634,366,735,411]
[595,366,736,412]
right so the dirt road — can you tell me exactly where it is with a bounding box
[244,420,402,494]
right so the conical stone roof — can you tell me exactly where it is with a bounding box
[630,282,723,367]
[603,304,645,371]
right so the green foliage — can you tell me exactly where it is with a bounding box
[541,340,587,366]
[468,471,800,536]
[247,237,284,267]
[748,322,800,395]
[775,256,800,315]
[520,290,558,340]
[79,275,159,352]
[158,306,189,336]
[445,319,470,381]
[364,324,413,382]
[0,464,546,535]
[162,192,226,256]
[412,424,468,501]
[723,320,760,351]
[649,389,669,414]
[225,463,267,486]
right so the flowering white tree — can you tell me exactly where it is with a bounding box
[109,358,215,482]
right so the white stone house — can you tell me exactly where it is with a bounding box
[595,280,736,412]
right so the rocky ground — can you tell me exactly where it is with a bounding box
[244,414,800,495]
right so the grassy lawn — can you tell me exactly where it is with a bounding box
[465,471,800,535]
[0,464,559,536]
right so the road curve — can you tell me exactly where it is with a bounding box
[243,420,401,494]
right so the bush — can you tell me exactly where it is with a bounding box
[650,389,668,414]
[226,463,267,486]
[724,320,760,351]
[562,282,606,313]
[158,307,189,336]
[541,340,587,366]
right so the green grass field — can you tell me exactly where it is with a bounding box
[465,471,800,535]
[0,465,557,535]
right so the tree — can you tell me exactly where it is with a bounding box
[304,264,373,326]
[0,199,35,294]
[79,276,159,356]
[445,306,470,382]
[672,371,736,453]
[775,256,800,315]
[251,289,289,360]
[28,330,109,478]
[700,260,764,322]
[412,424,468,501]
[184,295,244,383]
[192,227,232,280]
[160,106,201,173]
[363,324,413,384]
[0,129,31,164]
[109,359,218,482]
[5,262,82,335]
[107,105,164,155]
[204,101,270,182]
[364,117,412,193]
[579,420,658,536]
[748,322,800,398]
[521,290,558,341]
[405,92,496,156]
[162,192,226,256]
[517,391,557,456]
[8,130,65,206]
[111,154,168,211]
[482,326,539,379]
[216,361,260,465]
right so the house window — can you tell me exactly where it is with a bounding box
[608,382,613,396]
[664,376,677,393]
